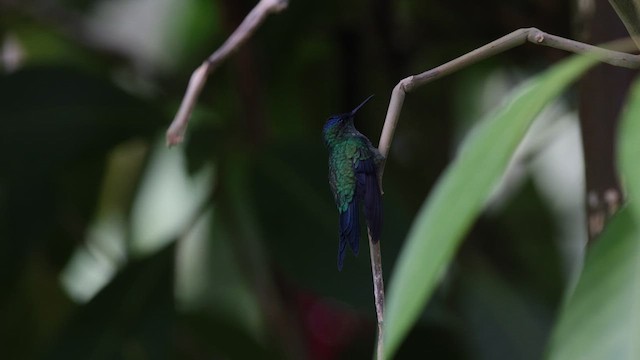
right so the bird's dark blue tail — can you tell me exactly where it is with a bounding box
[338,199,360,271]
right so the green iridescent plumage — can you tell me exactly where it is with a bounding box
[323,96,384,270]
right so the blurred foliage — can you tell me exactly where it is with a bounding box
[384,53,598,358]
[0,0,637,359]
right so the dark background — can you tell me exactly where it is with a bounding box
[0,0,630,358]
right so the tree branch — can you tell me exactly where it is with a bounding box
[368,235,385,360]
[378,27,640,177]
[373,27,640,358]
[165,0,288,146]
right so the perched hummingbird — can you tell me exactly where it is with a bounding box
[323,95,384,271]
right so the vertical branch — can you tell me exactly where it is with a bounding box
[368,235,385,360]
[367,80,409,360]
[377,82,408,179]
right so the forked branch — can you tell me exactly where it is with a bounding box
[377,27,640,175]
[372,27,640,359]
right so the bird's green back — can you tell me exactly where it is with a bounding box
[328,136,373,212]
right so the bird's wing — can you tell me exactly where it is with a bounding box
[333,144,360,270]
[354,151,383,243]
[328,168,339,203]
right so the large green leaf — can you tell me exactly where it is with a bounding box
[544,28,640,360]
[545,209,640,360]
[619,75,640,220]
[384,55,598,358]
[544,74,640,359]
[609,0,640,49]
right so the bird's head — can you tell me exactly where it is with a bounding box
[323,95,374,145]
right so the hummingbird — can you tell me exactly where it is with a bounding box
[323,95,384,271]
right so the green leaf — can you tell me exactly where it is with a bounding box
[45,244,176,360]
[619,75,640,220]
[384,54,599,358]
[609,0,640,50]
[548,72,640,359]
[0,67,160,300]
[545,209,640,360]
[543,74,640,360]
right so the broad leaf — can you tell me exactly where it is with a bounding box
[619,74,640,220]
[609,0,640,50]
[545,209,640,360]
[544,74,640,359]
[543,27,640,360]
[384,54,599,358]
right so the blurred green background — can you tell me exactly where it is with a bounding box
[0,0,612,359]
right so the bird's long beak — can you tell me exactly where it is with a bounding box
[350,94,374,116]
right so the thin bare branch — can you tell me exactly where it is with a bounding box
[368,236,385,360]
[166,0,288,146]
[378,27,640,170]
